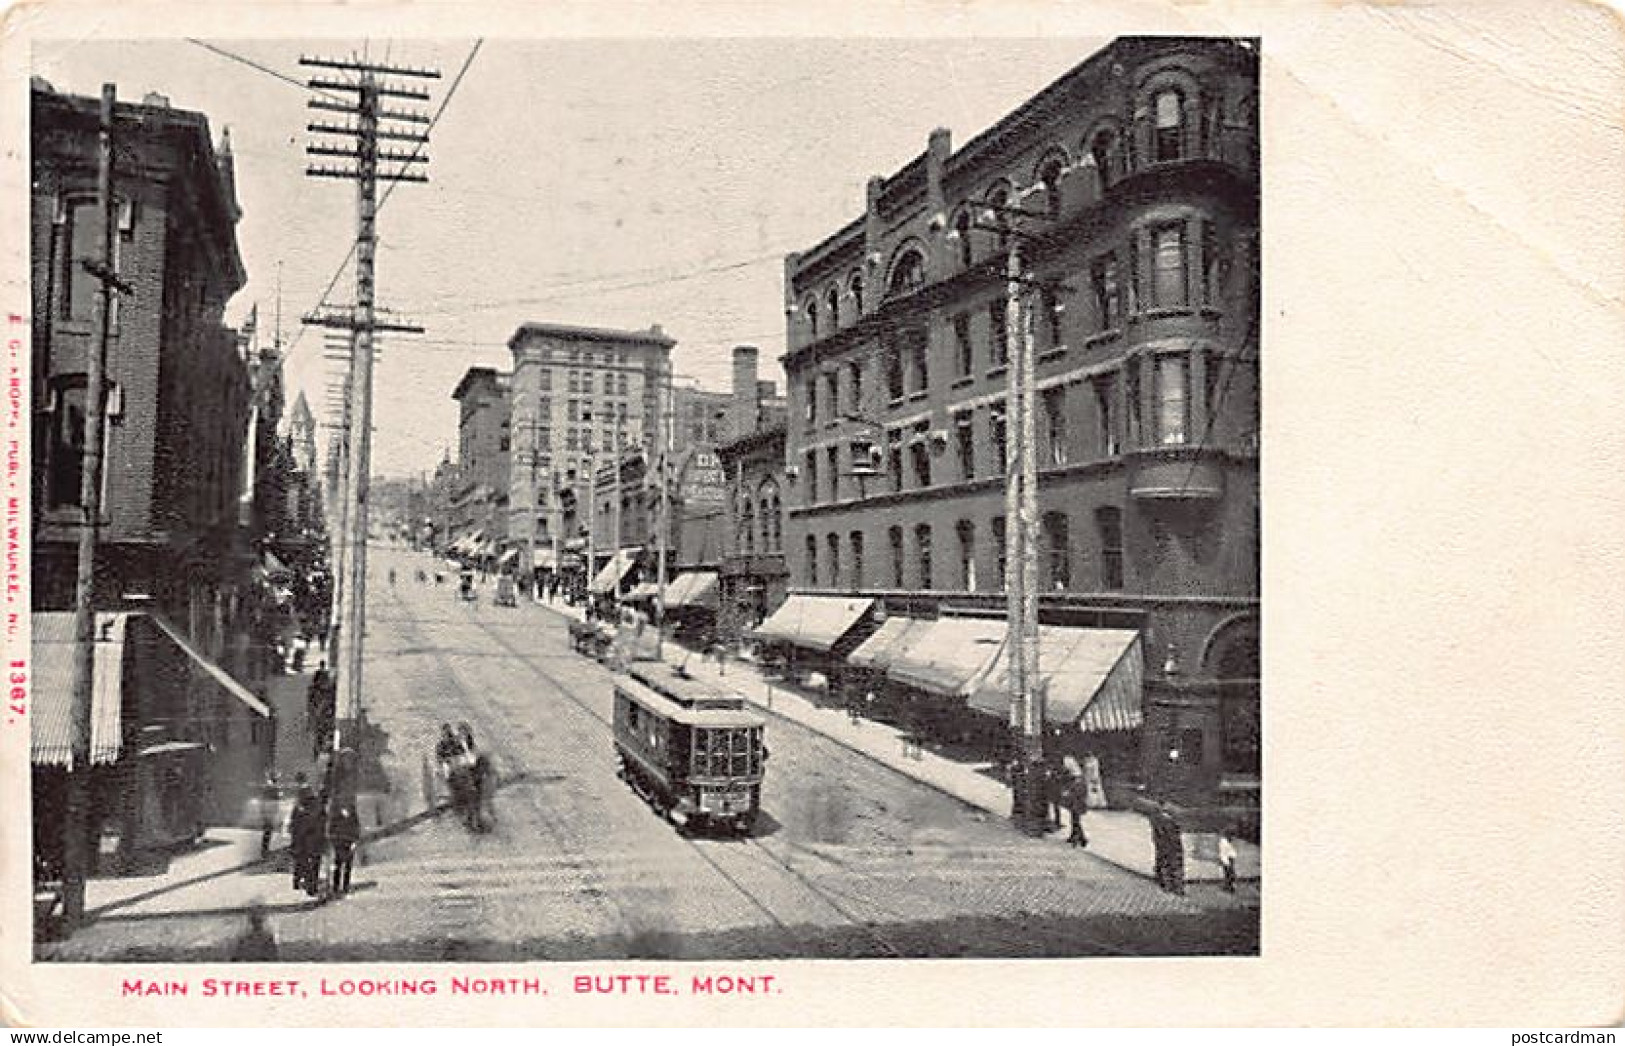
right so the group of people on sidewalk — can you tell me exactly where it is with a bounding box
[282,770,362,901]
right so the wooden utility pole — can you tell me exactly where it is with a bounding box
[63,84,130,927]
[301,55,435,798]
[654,367,672,656]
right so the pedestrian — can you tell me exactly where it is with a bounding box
[287,786,326,897]
[229,905,279,962]
[1218,825,1238,894]
[1044,761,1066,831]
[257,772,281,859]
[328,802,360,897]
[1152,801,1186,895]
[1064,769,1089,849]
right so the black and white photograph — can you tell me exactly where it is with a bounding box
[21,30,1260,964]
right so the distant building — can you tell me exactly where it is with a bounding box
[505,322,675,586]
[717,346,791,639]
[779,37,1259,811]
[448,366,511,561]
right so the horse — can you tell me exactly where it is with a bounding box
[445,754,496,832]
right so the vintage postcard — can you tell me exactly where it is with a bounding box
[1,0,1621,1030]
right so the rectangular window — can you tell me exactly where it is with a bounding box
[826,533,841,589]
[1153,223,1187,307]
[826,445,840,501]
[1126,364,1143,449]
[1043,387,1068,466]
[825,371,840,421]
[46,380,89,508]
[806,535,818,587]
[1092,375,1118,457]
[803,378,817,428]
[848,360,864,413]
[910,421,931,488]
[1042,511,1071,591]
[565,430,578,451]
[915,523,932,590]
[907,329,928,393]
[849,531,864,590]
[953,313,973,377]
[886,342,905,401]
[1157,353,1189,446]
[568,372,579,394]
[887,428,904,493]
[1091,255,1121,331]
[889,525,905,588]
[539,370,552,391]
[956,520,976,592]
[992,516,1007,591]
[989,298,1009,368]
[617,373,629,395]
[990,403,1008,476]
[1203,220,1221,306]
[1041,284,1065,349]
[60,198,99,323]
[1097,508,1124,591]
[954,411,975,481]
[804,451,818,503]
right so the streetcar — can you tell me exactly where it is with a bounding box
[612,663,767,834]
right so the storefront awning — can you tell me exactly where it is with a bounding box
[626,582,660,601]
[533,548,557,570]
[589,549,639,594]
[664,570,718,611]
[847,615,931,671]
[752,594,875,653]
[150,616,273,719]
[32,612,131,768]
[886,617,1008,698]
[967,627,1143,732]
[497,548,518,568]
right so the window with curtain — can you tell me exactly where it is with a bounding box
[956,519,976,591]
[954,412,975,481]
[826,445,840,501]
[910,422,931,488]
[1043,387,1068,466]
[1154,88,1185,162]
[1092,253,1121,330]
[1157,353,1189,445]
[1093,374,1119,457]
[888,525,905,588]
[1153,223,1187,307]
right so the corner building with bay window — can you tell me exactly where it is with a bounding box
[779,37,1258,816]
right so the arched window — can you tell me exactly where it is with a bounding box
[826,286,841,330]
[757,477,781,553]
[887,249,927,298]
[1154,88,1186,162]
[1089,128,1118,186]
[1035,150,1068,219]
[849,270,865,315]
[804,298,820,339]
[985,184,1012,251]
[739,494,756,554]
[953,208,974,268]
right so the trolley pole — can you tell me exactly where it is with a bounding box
[62,83,130,929]
[655,368,671,655]
[302,54,436,800]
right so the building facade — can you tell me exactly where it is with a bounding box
[449,366,511,557]
[717,345,791,643]
[779,37,1259,808]
[506,322,675,583]
[29,82,274,868]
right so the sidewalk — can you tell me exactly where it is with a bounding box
[551,600,1258,885]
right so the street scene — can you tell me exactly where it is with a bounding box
[27,35,1260,961]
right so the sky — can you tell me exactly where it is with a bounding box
[33,36,1108,479]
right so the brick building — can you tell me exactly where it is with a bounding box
[778,37,1259,811]
[448,366,511,560]
[506,322,675,587]
[29,82,274,865]
[717,345,791,642]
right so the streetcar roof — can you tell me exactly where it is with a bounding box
[614,677,765,728]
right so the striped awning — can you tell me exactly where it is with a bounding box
[149,616,272,719]
[664,570,718,611]
[847,615,931,671]
[589,549,639,594]
[968,627,1143,732]
[885,617,1008,698]
[752,594,874,653]
[31,612,131,768]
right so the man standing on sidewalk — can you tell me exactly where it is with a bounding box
[328,802,360,897]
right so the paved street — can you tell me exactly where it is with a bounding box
[42,546,1257,961]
